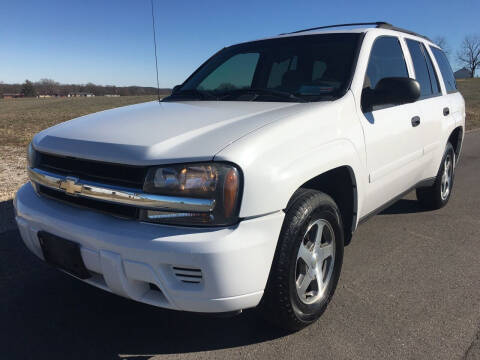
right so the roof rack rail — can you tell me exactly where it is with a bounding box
[280,22,391,35]
[376,23,431,41]
[281,21,432,41]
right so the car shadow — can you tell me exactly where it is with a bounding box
[0,199,16,233]
[0,191,430,359]
[379,198,429,215]
[0,199,288,360]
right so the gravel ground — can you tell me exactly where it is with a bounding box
[0,145,26,233]
[0,145,27,201]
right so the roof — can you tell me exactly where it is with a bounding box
[455,67,470,74]
[454,68,471,78]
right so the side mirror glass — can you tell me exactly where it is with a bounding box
[362,77,420,112]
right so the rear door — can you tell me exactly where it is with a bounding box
[359,36,424,214]
[404,39,444,169]
[429,46,462,115]
[429,46,465,131]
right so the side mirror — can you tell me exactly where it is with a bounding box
[362,77,420,112]
[172,85,182,94]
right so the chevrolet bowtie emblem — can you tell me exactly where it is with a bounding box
[59,177,83,195]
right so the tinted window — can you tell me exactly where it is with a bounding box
[267,56,297,88]
[365,36,408,89]
[430,47,457,93]
[406,39,440,98]
[312,60,327,81]
[174,33,361,102]
[198,53,259,91]
[423,44,441,95]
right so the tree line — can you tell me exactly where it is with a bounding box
[0,79,171,97]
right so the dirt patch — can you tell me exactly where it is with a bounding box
[457,79,480,131]
[0,95,157,147]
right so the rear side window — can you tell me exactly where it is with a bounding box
[406,39,441,98]
[423,45,441,95]
[430,47,457,93]
[365,36,408,89]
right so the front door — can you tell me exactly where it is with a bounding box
[359,36,424,214]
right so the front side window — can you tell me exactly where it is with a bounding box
[430,47,457,93]
[364,36,408,90]
[166,33,361,102]
[406,39,440,98]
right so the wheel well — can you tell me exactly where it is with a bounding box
[294,166,357,245]
[448,126,463,158]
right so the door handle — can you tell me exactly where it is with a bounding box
[443,107,450,116]
[411,116,421,127]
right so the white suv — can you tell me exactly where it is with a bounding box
[15,22,465,330]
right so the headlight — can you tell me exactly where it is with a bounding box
[141,162,242,226]
[27,143,37,168]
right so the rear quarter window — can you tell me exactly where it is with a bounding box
[430,47,457,93]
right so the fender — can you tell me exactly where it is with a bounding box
[214,97,366,219]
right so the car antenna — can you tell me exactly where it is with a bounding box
[150,0,161,103]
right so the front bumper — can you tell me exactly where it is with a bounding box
[14,183,284,313]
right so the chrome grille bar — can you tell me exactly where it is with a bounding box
[28,167,215,213]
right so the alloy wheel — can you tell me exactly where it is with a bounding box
[440,152,454,201]
[295,219,335,305]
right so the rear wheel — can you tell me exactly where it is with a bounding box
[260,189,344,331]
[416,143,455,210]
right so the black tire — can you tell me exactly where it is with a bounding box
[416,143,456,210]
[260,189,344,331]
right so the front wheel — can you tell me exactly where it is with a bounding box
[260,189,344,331]
[416,143,456,210]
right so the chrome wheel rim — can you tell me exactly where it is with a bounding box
[440,153,453,201]
[295,219,335,305]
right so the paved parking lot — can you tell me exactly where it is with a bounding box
[1,131,479,360]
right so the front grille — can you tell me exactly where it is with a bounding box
[36,152,148,189]
[38,185,139,220]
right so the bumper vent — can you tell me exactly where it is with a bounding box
[172,266,203,284]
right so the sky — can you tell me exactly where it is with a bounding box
[1,0,479,88]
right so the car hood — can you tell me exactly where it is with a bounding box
[33,100,301,165]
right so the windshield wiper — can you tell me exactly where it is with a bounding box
[163,89,217,101]
[219,88,309,103]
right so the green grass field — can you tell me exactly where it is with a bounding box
[1,79,479,148]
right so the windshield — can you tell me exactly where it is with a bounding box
[164,33,361,102]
